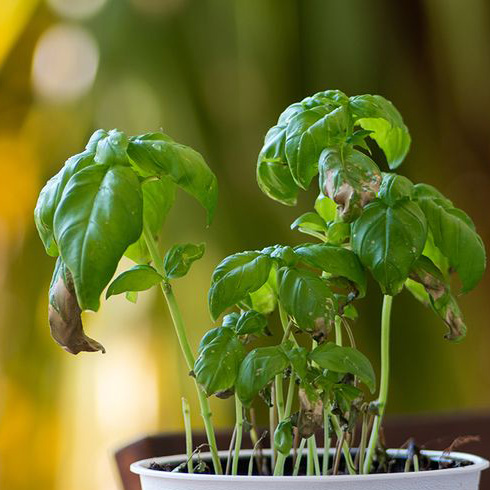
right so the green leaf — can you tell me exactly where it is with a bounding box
[248,265,278,314]
[291,212,328,233]
[349,94,411,169]
[413,184,486,293]
[106,265,163,299]
[319,147,382,222]
[284,345,308,380]
[326,222,351,245]
[126,291,138,303]
[309,342,376,393]
[127,132,218,225]
[163,243,205,279]
[35,150,96,257]
[285,105,349,189]
[378,173,413,206]
[352,199,427,295]
[235,310,268,336]
[256,160,299,206]
[261,245,298,267]
[124,176,176,264]
[94,129,129,166]
[53,165,143,311]
[222,312,240,328]
[194,328,245,396]
[277,267,336,338]
[236,345,289,406]
[315,193,337,222]
[208,252,273,320]
[294,243,367,298]
[274,420,293,455]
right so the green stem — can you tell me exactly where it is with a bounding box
[322,408,331,475]
[232,396,243,476]
[310,436,321,476]
[334,315,343,346]
[273,370,296,476]
[182,397,194,474]
[275,375,285,421]
[363,294,393,475]
[307,437,315,476]
[293,438,307,476]
[143,225,222,475]
[358,413,369,474]
[269,385,276,471]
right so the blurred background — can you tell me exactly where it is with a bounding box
[0,0,489,488]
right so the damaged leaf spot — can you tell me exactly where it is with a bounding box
[48,258,105,355]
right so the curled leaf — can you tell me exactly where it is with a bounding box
[319,147,382,222]
[274,420,294,455]
[407,256,467,341]
[48,259,105,355]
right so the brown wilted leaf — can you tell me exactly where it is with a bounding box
[319,147,381,222]
[297,388,323,438]
[48,258,105,355]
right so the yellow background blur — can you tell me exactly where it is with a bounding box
[0,0,489,489]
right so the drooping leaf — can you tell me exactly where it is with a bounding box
[309,342,376,393]
[125,176,176,264]
[53,165,143,311]
[407,256,467,341]
[236,345,289,406]
[319,147,382,222]
[194,328,245,396]
[294,243,367,298]
[235,310,268,336]
[277,267,336,340]
[285,105,349,189]
[349,94,411,169]
[163,243,205,279]
[127,132,218,225]
[35,150,96,257]
[106,265,163,299]
[48,258,105,354]
[274,420,293,455]
[256,160,299,206]
[352,199,427,295]
[94,129,129,166]
[378,173,413,206]
[413,184,486,293]
[208,252,273,320]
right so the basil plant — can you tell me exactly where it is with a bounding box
[195,90,486,476]
[35,88,486,478]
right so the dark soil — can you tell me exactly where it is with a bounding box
[148,450,473,476]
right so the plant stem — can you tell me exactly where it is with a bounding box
[310,436,321,476]
[275,375,285,421]
[232,396,243,476]
[413,454,420,472]
[143,225,222,475]
[269,384,276,471]
[358,412,368,474]
[322,408,331,475]
[225,426,237,475]
[331,414,356,475]
[307,437,315,476]
[182,397,194,474]
[334,315,343,346]
[293,438,307,476]
[363,294,393,475]
[273,370,296,476]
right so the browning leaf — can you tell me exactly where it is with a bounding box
[48,259,105,355]
[297,388,323,438]
[319,147,381,222]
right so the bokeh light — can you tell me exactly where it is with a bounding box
[31,24,99,103]
[46,0,108,20]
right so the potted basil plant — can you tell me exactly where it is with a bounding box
[35,90,488,490]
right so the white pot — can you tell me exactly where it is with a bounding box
[131,449,489,490]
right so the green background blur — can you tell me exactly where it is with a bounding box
[0,0,489,488]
